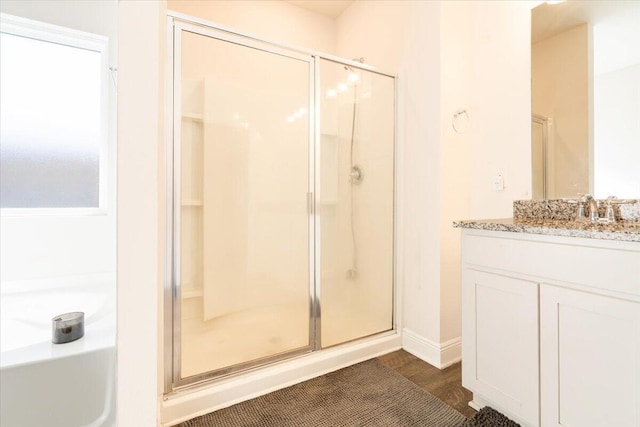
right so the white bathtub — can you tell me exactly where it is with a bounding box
[0,275,116,427]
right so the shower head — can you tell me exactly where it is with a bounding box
[344,57,365,71]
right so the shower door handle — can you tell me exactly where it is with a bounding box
[307,192,314,215]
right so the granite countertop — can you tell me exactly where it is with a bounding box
[453,217,640,242]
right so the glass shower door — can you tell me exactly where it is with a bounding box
[318,59,395,348]
[175,26,313,380]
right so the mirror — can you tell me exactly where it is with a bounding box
[531,0,640,199]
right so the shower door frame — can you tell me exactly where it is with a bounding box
[164,12,398,394]
[532,114,551,199]
[167,18,317,390]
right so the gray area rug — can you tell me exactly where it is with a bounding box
[179,359,467,426]
[460,407,521,427]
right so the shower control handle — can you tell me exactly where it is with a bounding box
[350,165,364,185]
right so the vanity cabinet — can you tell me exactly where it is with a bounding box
[540,285,640,427]
[461,228,640,427]
[462,269,539,426]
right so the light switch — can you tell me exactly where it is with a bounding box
[493,174,504,191]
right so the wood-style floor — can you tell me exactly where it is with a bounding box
[377,349,477,419]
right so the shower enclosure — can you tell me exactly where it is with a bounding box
[166,16,395,391]
[532,114,549,199]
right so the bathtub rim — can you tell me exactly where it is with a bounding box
[0,272,116,369]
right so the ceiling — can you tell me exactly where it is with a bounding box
[532,1,640,75]
[531,1,635,43]
[287,0,354,19]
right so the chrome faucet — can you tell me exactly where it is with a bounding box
[584,194,599,222]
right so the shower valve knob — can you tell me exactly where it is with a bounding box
[350,165,364,185]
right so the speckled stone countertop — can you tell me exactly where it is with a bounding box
[513,199,640,221]
[453,217,640,242]
[454,199,640,242]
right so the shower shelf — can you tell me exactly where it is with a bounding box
[181,199,203,207]
[182,112,203,122]
[182,289,203,299]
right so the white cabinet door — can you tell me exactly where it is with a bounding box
[462,269,540,427]
[540,284,640,427]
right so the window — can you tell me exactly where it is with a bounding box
[0,14,108,212]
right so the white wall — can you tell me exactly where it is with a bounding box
[167,0,336,54]
[336,0,532,365]
[444,0,532,346]
[467,1,532,218]
[0,0,117,283]
[337,0,446,358]
[439,1,472,345]
[594,64,640,198]
[117,0,165,425]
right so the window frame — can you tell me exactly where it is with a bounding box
[0,13,110,216]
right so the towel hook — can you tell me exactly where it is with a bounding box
[452,109,469,134]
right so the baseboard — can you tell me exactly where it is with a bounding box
[468,395,487,411]
[401,328,461,369]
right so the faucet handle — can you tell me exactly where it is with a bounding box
[604,203,616,223]
[571,194,588,221]
[575,202,588,222]
[603,196,617,223]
